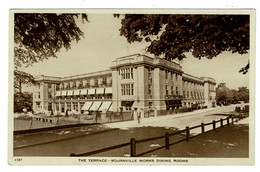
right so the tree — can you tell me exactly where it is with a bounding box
[13,13,88,113]
[14,92,33,113]
[14,13,88,68]
[216,83,249,105]
[237,87,249,102]
[14,70,36,93]
[216,86,230,105]
[115,14,249,73]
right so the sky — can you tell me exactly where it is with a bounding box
[20,13,249,90]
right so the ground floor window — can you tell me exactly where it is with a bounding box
[67,103,71,111]
[73,102,78,111]
[121,101,134,111]
[48,103,52,111]
[61,103,65,112]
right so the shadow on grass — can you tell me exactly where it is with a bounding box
[141,124,249,158]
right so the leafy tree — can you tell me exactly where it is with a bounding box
[216,86,230,105]
[14,70,36,93]
[229,89,240,103]
[216,84,249,105]
[14,13,88,68]
[237,86,249,102]
[115,14,249,73]
[13,13,88,113]
[14,92,33,113]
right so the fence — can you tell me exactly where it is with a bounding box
[70,113,247,157]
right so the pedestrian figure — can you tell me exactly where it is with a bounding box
[107,111,112,123]
[137,112,141,124]
[29,119,33,129]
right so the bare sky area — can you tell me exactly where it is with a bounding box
[20,14,249,90]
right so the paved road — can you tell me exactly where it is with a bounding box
[13,105,240,157]
[105,104,238,134]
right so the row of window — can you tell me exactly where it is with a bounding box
[121,84,134,96]
[55,102,83,112]
[165,87,204,99]
[56,77,112,90]
[166,86,179,96]
[209,84,215,91]
[57,96,112,100]
[120,68,133,80]
[34,92,40,99]
[183,101,205,106]
[184,91,204,99]
[165,70,179,80]
[183,82,204,92]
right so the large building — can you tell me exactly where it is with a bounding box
[33,54,216,119]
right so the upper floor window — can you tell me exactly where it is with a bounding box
[56,84,60,91]
[165,70,168,79]
[35,92,40,99]
[95,79,98,86]
[121,67,133,80]
[35,83,40,89]
[131,68,133,79]
[102,77,107,85]
[148,84,152,96]
[121,83,134,96]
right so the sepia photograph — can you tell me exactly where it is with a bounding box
[8,9,255,165]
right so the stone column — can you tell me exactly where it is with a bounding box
[153,68,166,116]
[111,69,119,112]
[78,102,81,112]
[64,102,67,114]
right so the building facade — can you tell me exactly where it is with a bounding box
[33,54,216,119]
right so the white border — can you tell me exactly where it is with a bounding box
[1,0,259,171]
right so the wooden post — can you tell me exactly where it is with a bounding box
[213,120,216,130]
[186,127,190,142]
[231,117,234,124]
[130,138,136,157]
[227,117,230,126]
[165,132,170,149]
[220,118,223,127]
[201,123,205,133]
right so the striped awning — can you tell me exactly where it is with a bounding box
[88,88,96,95]
[81,101,93,110]
[99,101,112,111]
[67,90,73,96]
[80,89,87,95]
[55,91,61,97]
[89,101,102,111]
[74,90,80,96]
[105,87,112,94]
[61,91,67,96]
[96,88,104,94]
